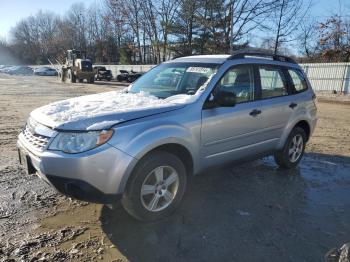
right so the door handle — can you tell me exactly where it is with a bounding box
[249,109,261,117]
[289,102,298,109]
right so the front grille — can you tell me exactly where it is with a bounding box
[22,125,50,151]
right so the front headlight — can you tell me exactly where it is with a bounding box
[48,129,113,153]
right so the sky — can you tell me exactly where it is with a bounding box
[0,0,98,40]
[0,0,346,41]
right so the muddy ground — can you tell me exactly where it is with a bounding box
[0,74,349,262]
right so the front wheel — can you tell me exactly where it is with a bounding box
[68,69,76,83]
[122,151,187,221]
[58,71,64,82]
[274,127,307,169]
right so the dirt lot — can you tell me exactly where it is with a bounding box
[0,74,349,262]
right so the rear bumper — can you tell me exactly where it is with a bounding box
[17,136,137,203]
[76,72,95,78]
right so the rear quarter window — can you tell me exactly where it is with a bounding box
[288,69,308,92]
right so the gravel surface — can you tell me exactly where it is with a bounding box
[0,73,349,261]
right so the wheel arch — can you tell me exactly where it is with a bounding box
[118,142,195,194]
[142,143,194,177]
[278,118,312,149]
[294,120,311,141]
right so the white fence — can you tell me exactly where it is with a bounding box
[300,63,350,93]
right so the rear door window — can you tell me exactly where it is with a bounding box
[288,69,308,92]
[258,66,288,99]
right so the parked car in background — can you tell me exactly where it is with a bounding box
[116,69,143,83]
[17,51,317,221]
[0,65,13,73]
[34,67,58,76]
[6,66,33,75]
[94,66,113,81]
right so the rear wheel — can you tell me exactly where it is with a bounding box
[122,151,187,221]
[274,127,306,169]
[88,77,95,84]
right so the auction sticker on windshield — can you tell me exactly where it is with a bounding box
[186,67,210,73]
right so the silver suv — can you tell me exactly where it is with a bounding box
[17,52,317,221]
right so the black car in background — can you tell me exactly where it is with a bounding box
[94,66,113,81]
[116,70,143,83]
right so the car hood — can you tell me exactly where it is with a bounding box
[30,91,194,131]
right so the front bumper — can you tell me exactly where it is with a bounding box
[17,135,137,203]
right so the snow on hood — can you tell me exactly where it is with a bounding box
[30,91,195,131]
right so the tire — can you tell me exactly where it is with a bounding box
[274,127,307,169]
[122,151,187,221]
[58,71,64,82]
[68,69,76,83]
[88,77,95,84]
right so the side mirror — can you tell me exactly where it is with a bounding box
[215,91,236,107]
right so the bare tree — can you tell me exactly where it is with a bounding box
[298,20,318,59]
[270,0,312,54]
[157,0,180,61]
[11,11,60,63]
[65,3,88,51]
[319,15,350,62]
[123,0,143,63]
[10,0,333,64]
[141,0,162,62]
[229,0,278,51]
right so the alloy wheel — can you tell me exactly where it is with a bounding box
[140,166,179,212]
[288,134,304,163]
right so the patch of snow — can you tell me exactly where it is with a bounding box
[31,91,194,128]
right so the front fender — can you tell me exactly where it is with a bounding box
[127,124,198,161]
[107,120,201,192]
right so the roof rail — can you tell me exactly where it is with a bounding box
[228,51,297,64]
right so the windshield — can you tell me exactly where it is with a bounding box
[129,63,218,99]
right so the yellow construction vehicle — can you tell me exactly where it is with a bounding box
[58,50,95,83]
